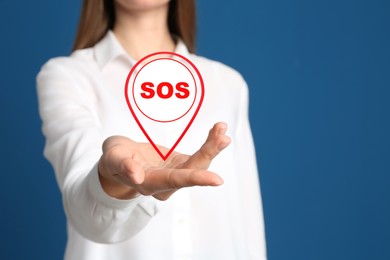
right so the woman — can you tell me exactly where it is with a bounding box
[37,0,267,259]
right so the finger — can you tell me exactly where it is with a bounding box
[98,155,144,200]
[139,168,224,195]
[183,122,231,169]
[119,157,145,185]
[101,142,145,186]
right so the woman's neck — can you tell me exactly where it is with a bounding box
[113,3,175,60]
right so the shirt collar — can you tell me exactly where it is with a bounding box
[94,30,190,69]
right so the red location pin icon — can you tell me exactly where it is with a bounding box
[124,52,204,160]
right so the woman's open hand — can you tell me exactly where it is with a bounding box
[98,122,231,201]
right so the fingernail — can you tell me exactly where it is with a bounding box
[213,178,224,186]
[218,126,227,135]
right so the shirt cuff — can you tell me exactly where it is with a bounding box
[87,161,162,216]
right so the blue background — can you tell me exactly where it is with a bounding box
[0,0,389,259]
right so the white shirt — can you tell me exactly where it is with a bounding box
[36,31,267,260]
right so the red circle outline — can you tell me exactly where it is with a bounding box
[132,57,197,123]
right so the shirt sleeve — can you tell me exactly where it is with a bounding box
[234,77,268,259]
[36,58,160,244]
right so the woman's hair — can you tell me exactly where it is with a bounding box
[73,0,196,53]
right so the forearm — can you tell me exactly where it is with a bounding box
[63,162,158,243]
[37,59,159,243]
